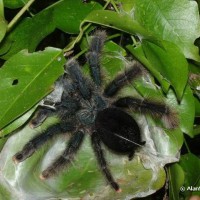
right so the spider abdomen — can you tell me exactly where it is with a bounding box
[95,108,143,156]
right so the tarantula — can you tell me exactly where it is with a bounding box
[13,31,178,192]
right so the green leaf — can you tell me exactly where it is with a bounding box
[179,153,200,197]
[0,47,65,130]
[0,106,36,138]
[194,96,200,117]
[193,125,200,137]
[168,163,185,200]
[0,137,8,151]
[53,0,102,34]
[0,0,102,60]
[0,0,7,42]
[134,0,200,61]
[0,183,10,200]
[167,86,195,137]
[119,0,135,13]
[126,43,170,93]
[81,38,127,80]
[101,41,127,81]
[142,40,188,100]
[82,10,154,39]
[3,0,29,9]
[165,128,183,153]
[178,86,195,137]
[0,8,55,59]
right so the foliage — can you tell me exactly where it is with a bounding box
[0,0,200,199]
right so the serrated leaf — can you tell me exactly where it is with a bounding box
[134,0,200,61]
[0,47,65,130]
[0,0,7,42]
[142,40,188,100]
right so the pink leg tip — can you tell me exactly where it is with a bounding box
[116,188,122,193]
[39,174,46,180]
[12,156,19,164]
[29,122,35,129]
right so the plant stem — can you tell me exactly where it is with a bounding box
[103,0,119,13]
[184,137,191,153]
[74,48,88,60]
[63,23,91,52]
[131,36,139,47]
[103,0,111,10]
[64,0,120,53]
[7,0,36,32]
[107,33,121,41]
[110,0,119,13]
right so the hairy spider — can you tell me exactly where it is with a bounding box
[13,31,178,192]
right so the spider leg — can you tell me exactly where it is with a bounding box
[65,59,91,100]
[30,107,55,128]
[31,75,66,128]
[31,96,80,128]
[103,61,144,97]
[40,130,84,179]
[91,132,121,192]
[86,30,106,86]
[13,122,76,163]
[113,96,178,129]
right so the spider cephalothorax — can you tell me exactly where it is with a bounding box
[13,30,178,192]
